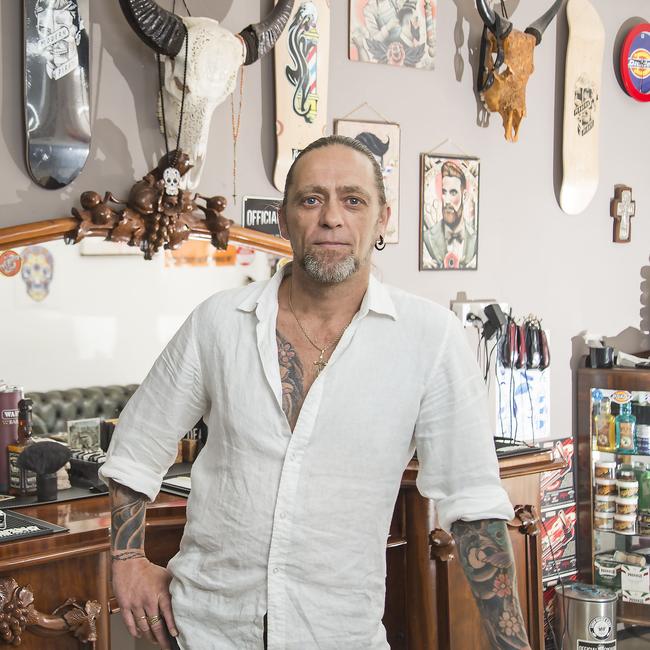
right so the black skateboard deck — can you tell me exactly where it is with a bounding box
[24,0,91,189]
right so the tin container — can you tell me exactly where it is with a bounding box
[614,513,637,535]
[595,461,617,479]
[616,496,638,515]
[595,495,616,513]
[594,512,614,531]
[595,479,617,496]
[0,387,22,493]
[618,480,639,498]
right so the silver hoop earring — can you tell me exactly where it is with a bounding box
[374,235,386,251]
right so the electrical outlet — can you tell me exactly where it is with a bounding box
[450,299,510,328]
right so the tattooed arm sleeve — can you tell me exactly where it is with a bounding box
[451,518,531,650]
[109,479,148,562]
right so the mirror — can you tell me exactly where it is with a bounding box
[1,238,272,393]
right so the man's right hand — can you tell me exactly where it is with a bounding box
[112,556,178,649]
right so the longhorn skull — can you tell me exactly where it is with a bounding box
[476,0,563,142]
[119,0,295,189]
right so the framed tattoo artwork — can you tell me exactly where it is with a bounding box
[419,154,480,271]
[335,119,401,243]
[349,0,437,70]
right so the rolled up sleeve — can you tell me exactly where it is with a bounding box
[414,312,514,532]
[99,309,208,500]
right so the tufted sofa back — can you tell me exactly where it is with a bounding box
[26,385,139,436]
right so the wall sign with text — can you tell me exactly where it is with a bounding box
[242,197,282,236]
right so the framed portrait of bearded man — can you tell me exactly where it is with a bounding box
[419,154,480,271]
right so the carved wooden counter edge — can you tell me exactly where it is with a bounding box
[0,216,292,258]
[401,448,561,486]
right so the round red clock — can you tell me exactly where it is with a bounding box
[620,23,650,101]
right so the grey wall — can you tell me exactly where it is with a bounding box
[2,1,649,440]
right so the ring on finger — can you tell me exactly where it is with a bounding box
[147,614,162,626]
[137,615,148,621]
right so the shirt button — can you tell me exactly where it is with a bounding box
[290,453,297,461]
[273,567,280,574]
[279,512,286,519]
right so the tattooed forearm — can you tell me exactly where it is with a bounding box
[109,479,147,560]
[277,331,305,431]
[451,519,530,650]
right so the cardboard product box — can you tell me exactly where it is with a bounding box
[540,437,575,509]
[543,572,578,650]
[621,564,650,603]
[541,504,577,580]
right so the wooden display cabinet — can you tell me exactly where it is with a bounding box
[576,362,650,626]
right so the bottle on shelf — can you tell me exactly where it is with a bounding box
[636,399,650,455]
[7,399,37,496]
[595,397,616,452]
[616,401,637,454]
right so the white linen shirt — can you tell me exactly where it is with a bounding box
[99,264,514,650]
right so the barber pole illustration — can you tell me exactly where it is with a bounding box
[286,3,320,123]
[274,0,331,191]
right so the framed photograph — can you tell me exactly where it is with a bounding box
[67,417,102,451]
[419,154,480,271]
[349,0,437,70]
[335,119,401,243]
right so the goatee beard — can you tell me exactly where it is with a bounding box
[300,250,360,284]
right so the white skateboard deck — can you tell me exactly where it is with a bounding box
[273,0,331,192]
[559,0,605,215]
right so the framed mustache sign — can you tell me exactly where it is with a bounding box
[419,154,480,271]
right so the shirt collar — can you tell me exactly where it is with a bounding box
[236,262,397,321]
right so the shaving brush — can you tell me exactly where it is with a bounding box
[17,442,71,501]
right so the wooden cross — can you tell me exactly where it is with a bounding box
[610,185,635,243]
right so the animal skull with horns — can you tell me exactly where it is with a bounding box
[118,0,295,189]
[476,0,563,141]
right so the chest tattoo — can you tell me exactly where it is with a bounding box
[277,331,305,431]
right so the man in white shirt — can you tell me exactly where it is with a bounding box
[101,135,531,649]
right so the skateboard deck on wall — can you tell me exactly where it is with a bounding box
[24,0,91,190]
[273,0,331,192]
[559,0,605,215]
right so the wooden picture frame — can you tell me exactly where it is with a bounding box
[419,153,480,271]
[334,119,401,243]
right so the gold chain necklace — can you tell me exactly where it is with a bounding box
[288,288,352,375]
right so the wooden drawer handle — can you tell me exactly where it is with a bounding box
[0,577,100,646]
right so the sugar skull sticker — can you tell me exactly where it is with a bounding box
[21,245,54,302]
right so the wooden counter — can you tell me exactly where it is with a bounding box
[3,450,557,649]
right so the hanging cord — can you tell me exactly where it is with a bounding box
[231,67,246,204]
[172,0,191,16]
[540,517,570,650]
[157,33,189,169]
[339,101,393,124]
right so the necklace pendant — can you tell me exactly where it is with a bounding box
[314,349,327,374]
[163,166,181,196]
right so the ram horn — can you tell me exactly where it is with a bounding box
[118,0,186,57]
[238,0,295,66]
[475,0,512,40]
[525,0,564,45]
